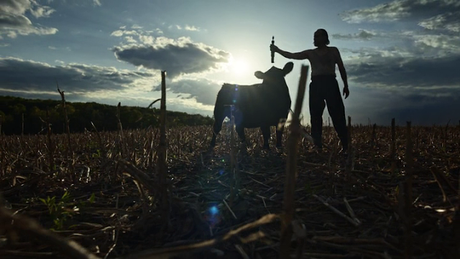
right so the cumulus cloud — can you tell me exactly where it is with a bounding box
[332,29,378,41]
[110,29,138,37]
[340,0,460,24]
[418,12,460,32]
[0,56,221,112]
[0,57,156,96]
[184,25,200,31]
[0,0,58,38]
[338,0,460,96]
[112,36,230,79]
[338,1,460,56]
[408,32,460,55]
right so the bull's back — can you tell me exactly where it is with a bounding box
[214,83,259,109]
[214,83,290,127]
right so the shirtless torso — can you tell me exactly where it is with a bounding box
[305,47,341,76]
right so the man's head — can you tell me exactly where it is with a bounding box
[313,29,330,47]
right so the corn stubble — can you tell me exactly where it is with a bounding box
[0,121,459,258]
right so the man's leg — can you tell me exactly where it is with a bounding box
[309,83,326,149]
[325,81,348,150]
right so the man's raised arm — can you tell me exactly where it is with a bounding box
[270,45,309,60]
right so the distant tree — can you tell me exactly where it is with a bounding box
[0,96,214,135]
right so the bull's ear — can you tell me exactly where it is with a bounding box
[283,62,294,75]
[254,71,264,79]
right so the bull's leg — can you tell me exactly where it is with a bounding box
[210,111,225,147]
[235,124,246,143]
[276,118,287,148]
[261,126,270,149]
[276,127,283,148]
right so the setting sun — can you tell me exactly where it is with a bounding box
[230,58,250,75]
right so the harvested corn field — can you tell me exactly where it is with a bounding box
[0,123,459,258]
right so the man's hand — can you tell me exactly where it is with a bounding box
[343,86,350,99]
[270,44,279,53]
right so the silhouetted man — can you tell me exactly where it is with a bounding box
[270,28,349,153]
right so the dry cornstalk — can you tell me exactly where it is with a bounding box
[343,197,361,225]
[21,112,24,136]
[57,81,73,157]
[280,64,309,259]
[119,159,159,194]
[371,123,376,147]
[228,104,240,206]
[291,220,306,259]
[90,121,106,158]
[223,198,237,219]
[116,102,126,157]
[390,118,396,173]
[430,166,457,202]
[313,195,360,227]
[404,121,413,258]
[158,70,170,227]
[346,116,353,174]
[0,206,100,259]
[44,109,54,172]
[127,214,279,259]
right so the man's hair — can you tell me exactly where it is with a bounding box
[314,28,330,46]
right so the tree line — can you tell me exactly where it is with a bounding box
[0,96,213,135]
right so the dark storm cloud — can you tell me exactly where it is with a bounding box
[372,93,460,125]
[345,86,460,126]
[112,37,230,79]
[347,53,460,89]
[0,0,57,38]
[0,57,153,93]
[342,50,460,125]
[153,78,221,106]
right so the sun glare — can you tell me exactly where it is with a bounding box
[230,58,249,75]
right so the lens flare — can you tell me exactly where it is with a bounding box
[209,206,219,215]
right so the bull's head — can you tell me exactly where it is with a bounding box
[254,62,294,85]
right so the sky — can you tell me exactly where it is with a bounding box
[1,0,460,126]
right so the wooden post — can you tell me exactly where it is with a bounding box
[280,65,309,259]
[158,71,169,228]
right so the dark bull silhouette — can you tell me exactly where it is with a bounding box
[210,62,294,149]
